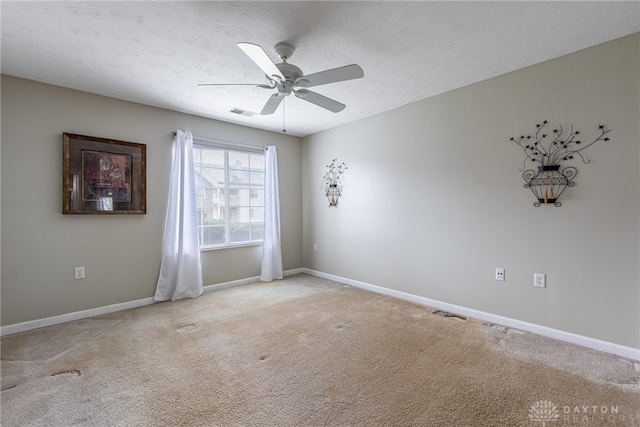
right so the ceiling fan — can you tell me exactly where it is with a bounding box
[199,42,364,116]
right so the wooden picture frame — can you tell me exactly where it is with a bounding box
[63,133,146,214]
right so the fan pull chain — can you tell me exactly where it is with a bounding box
[282,97,287,133]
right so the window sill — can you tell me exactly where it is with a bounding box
[200,242,263,252]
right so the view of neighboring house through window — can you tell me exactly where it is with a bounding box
[193,144,265,249]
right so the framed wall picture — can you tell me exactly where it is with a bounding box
[63,133,146,214]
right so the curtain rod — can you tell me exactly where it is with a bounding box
[171,131,265,153]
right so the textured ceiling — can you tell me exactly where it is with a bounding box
[2,1,639,137]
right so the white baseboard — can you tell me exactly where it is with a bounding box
[0,297,157,337]
[303,268,640,362]
[202,268,304,293]
[6,266,635,362]
[0,268,304,337]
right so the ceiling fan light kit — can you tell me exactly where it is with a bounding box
[200,41,364,132]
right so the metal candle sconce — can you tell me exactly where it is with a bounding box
[322,159,347,207]
[509,121,610,207]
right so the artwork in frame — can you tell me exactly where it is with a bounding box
[63,133,146,214]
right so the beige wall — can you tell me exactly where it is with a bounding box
[302,34,640,348]
[1,76,302,326]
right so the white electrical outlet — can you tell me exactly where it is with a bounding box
[534,273,546,288]
[74,267,85,280]
[495,268,505,281]
[313,243,318,252]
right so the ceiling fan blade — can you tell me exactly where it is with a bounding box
[295,64,363,88]
[237,42,285,81]
[260,93,284,115]
[198,83,274,89]
[295,90,346,113]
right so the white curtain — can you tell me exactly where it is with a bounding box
[154,130,204,301]
[260,146,283,281]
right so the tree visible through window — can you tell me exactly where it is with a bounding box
[193,145,265,249]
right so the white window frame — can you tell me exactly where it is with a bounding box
[192,138,265,251]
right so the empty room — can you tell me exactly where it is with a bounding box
[1,2,639,426]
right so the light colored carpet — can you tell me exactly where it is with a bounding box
[1,318,122,362]
[1,274,638,426]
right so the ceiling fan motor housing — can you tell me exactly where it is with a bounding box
[276,62,303,85]
[273,42,304,91]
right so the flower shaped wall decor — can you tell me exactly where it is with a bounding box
[322,159,348,207]
[509,120,610,207]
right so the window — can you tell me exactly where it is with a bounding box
[193,144,265,249]
[196,187,205,199]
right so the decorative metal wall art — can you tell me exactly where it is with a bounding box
[322,159,348,207]
[509,121,610,207]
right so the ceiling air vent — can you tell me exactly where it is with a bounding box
[229,107,256,117]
